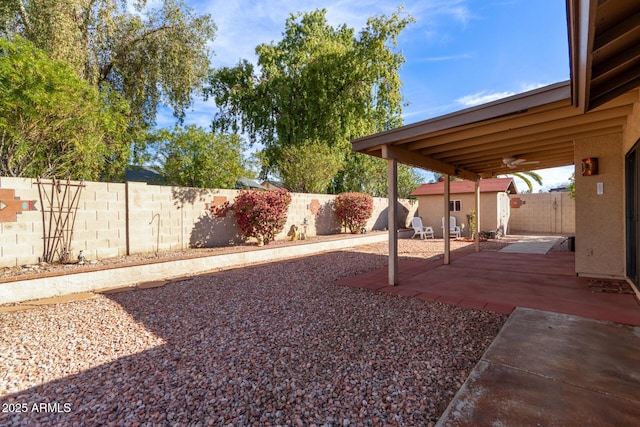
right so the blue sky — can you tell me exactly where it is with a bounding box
[154,0,575,192]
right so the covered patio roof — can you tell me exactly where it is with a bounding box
[353,0,640,285]
[352,81,638,180]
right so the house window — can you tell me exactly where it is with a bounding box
[449,200,461,212]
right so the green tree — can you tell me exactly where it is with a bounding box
[331,153,422,198]
[207,8,413,188]
[276,140,343,193]
[567,172,575,199]
[1,0,216,134]
[148,125,247,189]
[0,37,130,180]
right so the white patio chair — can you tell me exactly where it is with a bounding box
[442,216,461,238]
[411,217,434,239]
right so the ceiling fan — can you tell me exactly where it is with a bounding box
[502,156,540,169]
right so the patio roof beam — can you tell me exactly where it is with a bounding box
[413,119,629,163]
[440,141,575,165]
[461,148,576,169]
[438,142,576,164]
[438,125,621,162]
[409,104,633,153]
[380,145,479,182]
[589,70,640,110]
[467,160,575,175]
[405,102,581,150]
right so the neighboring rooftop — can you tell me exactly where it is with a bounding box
[235,177,265,189]
[125,165,165,185]
[411,177,517,196]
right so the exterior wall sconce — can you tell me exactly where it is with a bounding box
[581,157,598,176]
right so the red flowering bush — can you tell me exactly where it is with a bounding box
[334,192,373,233]
[233,189,292,244]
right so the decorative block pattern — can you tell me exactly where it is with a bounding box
[0,188,37,222]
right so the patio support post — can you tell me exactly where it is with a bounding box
[387,158,399,286]
[444,175,451,265]
[475,180,480,252]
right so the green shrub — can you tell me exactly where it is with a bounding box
[334,192,373,233]
[233,190,292,244]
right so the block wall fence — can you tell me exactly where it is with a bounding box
[0,177,418,268]
[508,192,575,234]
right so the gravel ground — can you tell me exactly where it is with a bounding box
[0,239,510,426]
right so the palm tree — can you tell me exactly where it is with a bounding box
[431,170,542,192]
[500,171,543,193]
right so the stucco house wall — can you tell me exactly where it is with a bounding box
[622,96,640,154]
[415,192,504,238]
[574,133,625,278]
[572,92,640,279]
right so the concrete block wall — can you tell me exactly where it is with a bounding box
[0,177,41,267]
[1,176,412,268]
[508,192,575,234]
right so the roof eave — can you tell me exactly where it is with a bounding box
[567,0,595,113]
[352,81,572,152]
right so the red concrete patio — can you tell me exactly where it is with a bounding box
[337,245,640,426]
[336,248,640,326]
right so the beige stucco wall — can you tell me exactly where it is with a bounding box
[622,92,640,154]
[574,133,625,278]
[509,192,575,234]
[416,192,503,238]
[0,176,414,268]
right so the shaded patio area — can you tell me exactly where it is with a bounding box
[337,240,640,425]
[336,243,640,326]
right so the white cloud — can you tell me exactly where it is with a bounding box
[417,53,472,62]
[518,82,551,92]
[190,0,472,67]
[456,90,515,107]
[454,81,554,108]
[197,0,393,67]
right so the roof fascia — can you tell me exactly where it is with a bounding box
[568,0,597,112]
[352,81,571,152]
[380,145,479,182]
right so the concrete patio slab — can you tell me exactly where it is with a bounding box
[437,308,640,427]
[499,235,562,254]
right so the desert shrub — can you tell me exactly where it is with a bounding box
[334,192,373,233]
[233,189,292,244]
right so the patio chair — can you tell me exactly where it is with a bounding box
[442,216,461,238]
[411,217,434,239]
